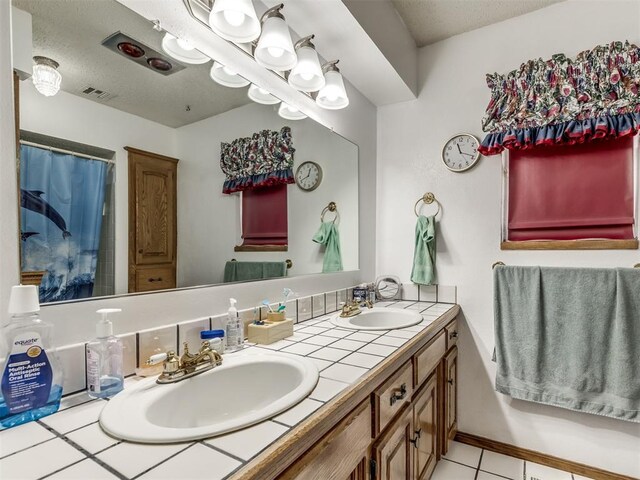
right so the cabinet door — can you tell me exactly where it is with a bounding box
[413,371,439,480]
[372,404,413,480]
[132,155,176,265]
[444,347,458,445]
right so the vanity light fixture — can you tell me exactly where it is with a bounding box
[161,33,210,64]
[278,102,307,120]
[32,56,62,97]
[208,0,261,43]
[288,35,325,92]
[248,83,279,104]
[316,60,349,110]
[254,4,297,72]
[210,61,250,88]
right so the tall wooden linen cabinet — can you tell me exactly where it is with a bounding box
[126,147,178,293]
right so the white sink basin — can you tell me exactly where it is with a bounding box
[99,351,319,443]
[330,307,423,331]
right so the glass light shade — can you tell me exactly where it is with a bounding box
[32,63,61,97]
[248,84,279,105]
[210,61,250,88]
[161,33,210,64]
[316,70,349,110]
[254,16,297,71]
[278,102,307,120]
[209,0,261,43]
[288,46,325,92]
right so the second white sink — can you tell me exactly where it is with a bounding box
[330,307,423,330]
[99,351,319,443]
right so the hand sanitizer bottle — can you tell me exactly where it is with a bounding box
[86,309,123,399]
[0,285,63,428]
[225,298,243,352]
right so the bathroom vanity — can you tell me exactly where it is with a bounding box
[240,305,460,480]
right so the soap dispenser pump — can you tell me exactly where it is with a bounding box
[86,308,124,399]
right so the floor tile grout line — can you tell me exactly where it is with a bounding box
[129,443,196,480]
[0,435,59,460]
[200,441,248,465]
[35,420,128,480]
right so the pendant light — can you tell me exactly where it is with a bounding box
[288,35,325,92]
[210,61,250,88]
[254,4,297,72]
[32,56,62,97]
[208,0,261,43]
[248,84,279,105]
[278,102,307,120]
[316,60,349,110]
[161,33,210,65]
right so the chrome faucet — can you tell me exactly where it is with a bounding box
[339,299,373,318]
[147,341,222,384]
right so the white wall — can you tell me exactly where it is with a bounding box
[376,0,640,476]
[0,2,20,320]
[176,102,359,286]
[19,82,178,294]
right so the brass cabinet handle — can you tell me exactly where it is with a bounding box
[148,277,163,282]
[447,378,454,385]
[410,428,421,448]
[138,249,143,254]
[389,383,407,406]
[449,331,458,339]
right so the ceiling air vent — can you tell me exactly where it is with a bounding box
[80,86,117,102]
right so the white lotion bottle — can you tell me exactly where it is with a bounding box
[225,298,243,351]
[86,308,123,399]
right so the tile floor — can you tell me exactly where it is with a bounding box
[434,441,593,480]
[0,301,454,480]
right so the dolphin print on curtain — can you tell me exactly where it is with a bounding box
[20,144,108,303]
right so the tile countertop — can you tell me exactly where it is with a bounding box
[0,301,458,480]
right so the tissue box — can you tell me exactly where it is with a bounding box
[247,318,294,345]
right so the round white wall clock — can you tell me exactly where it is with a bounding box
[442,133,481,172]
[295,161,323,191]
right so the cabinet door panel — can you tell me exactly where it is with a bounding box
[413,372,438,480]
[445,346,458,441]
[372,404,413,480]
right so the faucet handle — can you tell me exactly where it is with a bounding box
[147,352,168,365]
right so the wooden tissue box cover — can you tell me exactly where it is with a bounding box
[247,318,294,345]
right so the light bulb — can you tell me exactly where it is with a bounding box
[267,46,284,58]
[176,38,194,51]
[300,72,314,81]
[327,92,338,102]
[223,9,245,27]
[288,105,299,113]
[258,87,269,95]
[222,65,237,76]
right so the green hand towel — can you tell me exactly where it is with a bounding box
[223,261,287,283]
[312,221,343,273]
[410,215,436,285]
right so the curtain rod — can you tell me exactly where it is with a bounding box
[19,140,116,165]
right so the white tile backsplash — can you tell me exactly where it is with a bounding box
[437,285,457,304]
[57,343,86,394]
[137,325,178,368]
[297,296,312,322]
[285,299,298,323]
[325,291,338,312]
[402,283,419,301]
[178,317,210,355]
[419,284,437,302]
[337,289,347,306]
[118,333,137,376]
[312,294,326,317]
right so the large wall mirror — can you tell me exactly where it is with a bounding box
[11,0,359,304]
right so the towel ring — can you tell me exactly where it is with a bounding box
[414,192,441,217]
[321,202,340,224]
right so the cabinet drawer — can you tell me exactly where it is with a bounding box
[414,331,445,388]
[135,266,175,292]
[373,360,413,436]
[445,319,459,350]
[278,400,371,480]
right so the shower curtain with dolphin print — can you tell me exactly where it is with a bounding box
[20,145,108,303]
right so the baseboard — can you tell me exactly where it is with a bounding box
[455,431,637,480]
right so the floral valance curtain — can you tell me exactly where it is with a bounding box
[221,126,295,194]
[478,41,640,156]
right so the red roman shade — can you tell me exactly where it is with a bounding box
[240,185,288,245]
[508,136,635,241]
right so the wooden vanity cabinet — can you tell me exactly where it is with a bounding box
[278,316,460,480]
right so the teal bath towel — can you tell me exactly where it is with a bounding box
[494,265,640,423]
[223,261,287,283]
[410,215,436,285]
[312,222,343,273]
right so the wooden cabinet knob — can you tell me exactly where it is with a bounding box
[138,249,143,254]
[148,277,163,282]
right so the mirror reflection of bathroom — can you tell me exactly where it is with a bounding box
[12,0,359,304]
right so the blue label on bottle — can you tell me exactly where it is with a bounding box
[1,333,53,415]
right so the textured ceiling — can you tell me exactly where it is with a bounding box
[391,0,565,47]
[13,0,252,128]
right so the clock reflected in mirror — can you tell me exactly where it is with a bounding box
[295,161,323,191]
[442,133,481,172]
